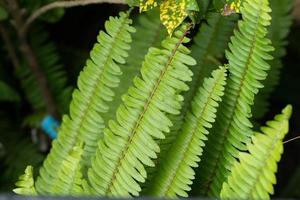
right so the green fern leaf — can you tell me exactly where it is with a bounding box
[146,14,237,184]
[13,166,37,196]
[35,11,135,194]
[220,105,292,199]
[103,8,167,124]
[196,0,274,196]
[190,12,238,196]
[146,66,227,197]
[16,28,72,120]
[88,23,195,197]
[43,144,85,195]
[252,0,293,119]
[187,12,237,115]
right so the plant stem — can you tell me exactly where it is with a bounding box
[5,0,59,118]
[22,0,127,34]
[0,23,20,69]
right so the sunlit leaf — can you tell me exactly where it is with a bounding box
[160,0,188,35]
[140,0,159,12]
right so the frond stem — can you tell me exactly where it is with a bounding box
[22,0,127,35]
[105,24,192,195]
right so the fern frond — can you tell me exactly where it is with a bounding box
[13,166,37,196]
[190,13,238,195]
[88,23,195,197]
[189,13,237,87]
[252,0,293,119]
[164,12,237,152]
[146,66,227,197]
[103,8,166,124]
[35,11,135,194]
[146,14,237,186]
[196,0,274,196]
[220,105,292,199]
[16,28,72,116]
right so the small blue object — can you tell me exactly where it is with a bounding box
[41,115,60,139]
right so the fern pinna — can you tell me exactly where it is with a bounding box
[11,0,294,198]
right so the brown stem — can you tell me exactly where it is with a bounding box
[22,0,127,34]
[5,0,59,118]
[0,23,20,69]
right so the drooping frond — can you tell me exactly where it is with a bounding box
[16,28,72,117]
[252,0,293,119]
[0,80,20,102]
[221,105,292,199]
[146,66,227,197]
[13,166,37,196]
[103,8,167,124]
[35,11,135,194]
[196,0,274,196]
[88,23,195,197]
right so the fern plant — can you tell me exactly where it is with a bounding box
[0,0,297,198]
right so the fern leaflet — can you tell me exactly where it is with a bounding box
[13,166,37,196]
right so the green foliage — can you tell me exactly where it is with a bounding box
[35,11,136,195]
[146,66,227,197]
[16,28,72,123]
[221,105,292,199]
[13,166,37,196]
[88,23,195,197]
[187,12,237,111]
[103,8,167,124]
[196,0,274,196]
[0,0,296,198]
[40,145,86,195]
[252,0,293,119]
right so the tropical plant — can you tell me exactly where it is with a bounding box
[0,0,298,198]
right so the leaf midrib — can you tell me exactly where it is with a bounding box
[105,24,192,195]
